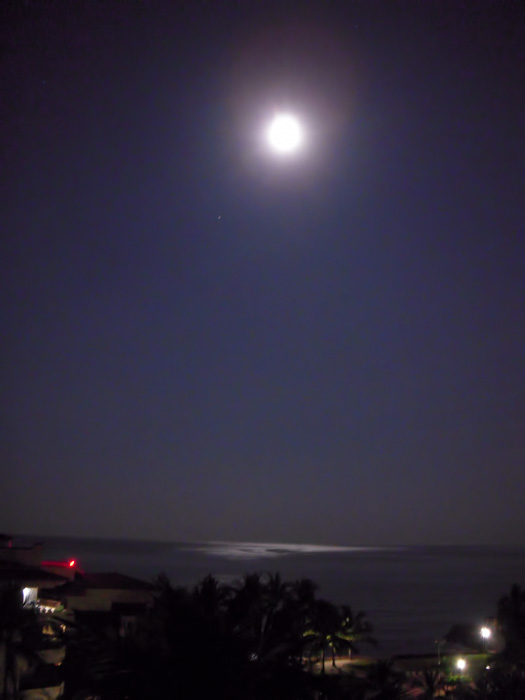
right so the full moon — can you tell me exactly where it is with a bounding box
[267,114,303,153]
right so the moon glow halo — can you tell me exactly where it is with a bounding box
[267,114,303,153]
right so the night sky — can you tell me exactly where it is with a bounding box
[2,0,524,546]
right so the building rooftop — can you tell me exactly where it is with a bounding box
[56,572,155,593]
[0,560,68,587]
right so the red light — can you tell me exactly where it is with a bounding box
[69,560,75,567]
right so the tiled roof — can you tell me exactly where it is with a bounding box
[0,560,67,586]
[57,572,155,593]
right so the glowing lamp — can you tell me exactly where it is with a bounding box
[69,560,75,567]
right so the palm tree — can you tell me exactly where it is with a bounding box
[228,573,265,653]
[192,574,232,623]
[303,600,376,673]
[227,572,294,663]
[292,578,318,604]
[120,574,250,699]
[62,623,126,700]
[497,583,525,659]
[338,605,376,660]
[467,662,525,700]
[412,668,444,699]
[366,659,409,700]
[0,584,32,700]
[257,573,293,659]
[288,578,319,665]
[303,599,345,673]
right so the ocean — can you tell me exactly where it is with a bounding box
[28,536,525,658]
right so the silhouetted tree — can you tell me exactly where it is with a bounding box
[339,605,376,659]
[497,584,525,659]
[366,659,409,699]
[303,600,375,672]
[412,668,444,699]
[61,571,374,700]
[465,661,525,699]
[0,584,36,700]
[192,573,232,622]
[303,599,344,672]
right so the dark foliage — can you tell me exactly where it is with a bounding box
[60,572,375,699]
[497,584,525,660]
